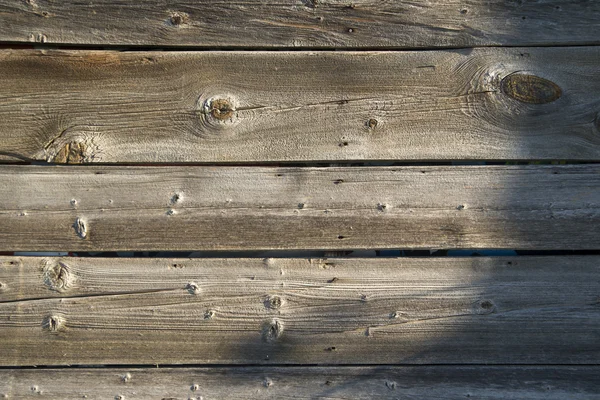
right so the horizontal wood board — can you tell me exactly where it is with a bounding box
[1,48,600,163]
[1,366,600,399]
[1,256,599,365]
[1,164,600,251]
[0,1,599,48]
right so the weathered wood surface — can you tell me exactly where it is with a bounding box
[1,165,600,251]
[2,366,600,399]
[1,48,600,163]
[1,0,599,48]
[1,256,599,365]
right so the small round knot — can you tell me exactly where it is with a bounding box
[169,12,189,26]
[367,118,378,129]
[207,98,234,120]
[477,299,496,314]
[265,295,283,310]
[377,203,389,212]
[196,95,240,134]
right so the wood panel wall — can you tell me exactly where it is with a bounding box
[0,0,599,398]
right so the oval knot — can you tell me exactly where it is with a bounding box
[501,73,562,104]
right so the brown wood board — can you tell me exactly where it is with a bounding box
[1,256,599,365]
[1,366,599,399]
[1,48,599,163]
[1,164,599,251]
[0,0,599,48]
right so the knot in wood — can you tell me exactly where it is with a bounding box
[262,318,284,342]
[265,295,283,310]
[501,73,562,104]
[43,261,74,292]
[476,299,496,314]
[43,314,64,332]
[169,12,189,26]
[186,282,201,295]
[263,378,273,388]
[170,192,183,204]
[53,141,88,164]
[377,203,389,212]
[197,96,240,133]
[73,217,88,239]
[367,118,378,129]
[207,98,234,121]
[385,380,397,390]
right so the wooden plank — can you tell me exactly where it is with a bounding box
[1,366,599,399]
[1,164,600,251]
[0,256,599,365]
[0,1,599,48]
[1,47,600,163]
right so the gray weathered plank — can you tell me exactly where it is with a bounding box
[1,47,600,163]
[1,366,599,399]
[1,256,599,365]
[1,165,599,251]
[0,0,599,48]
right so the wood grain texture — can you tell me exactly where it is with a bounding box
[1,47,600,163]
[1,164,600,251]
[1,366,600,399]
[0,0,599,48]
[1,256,599,365]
